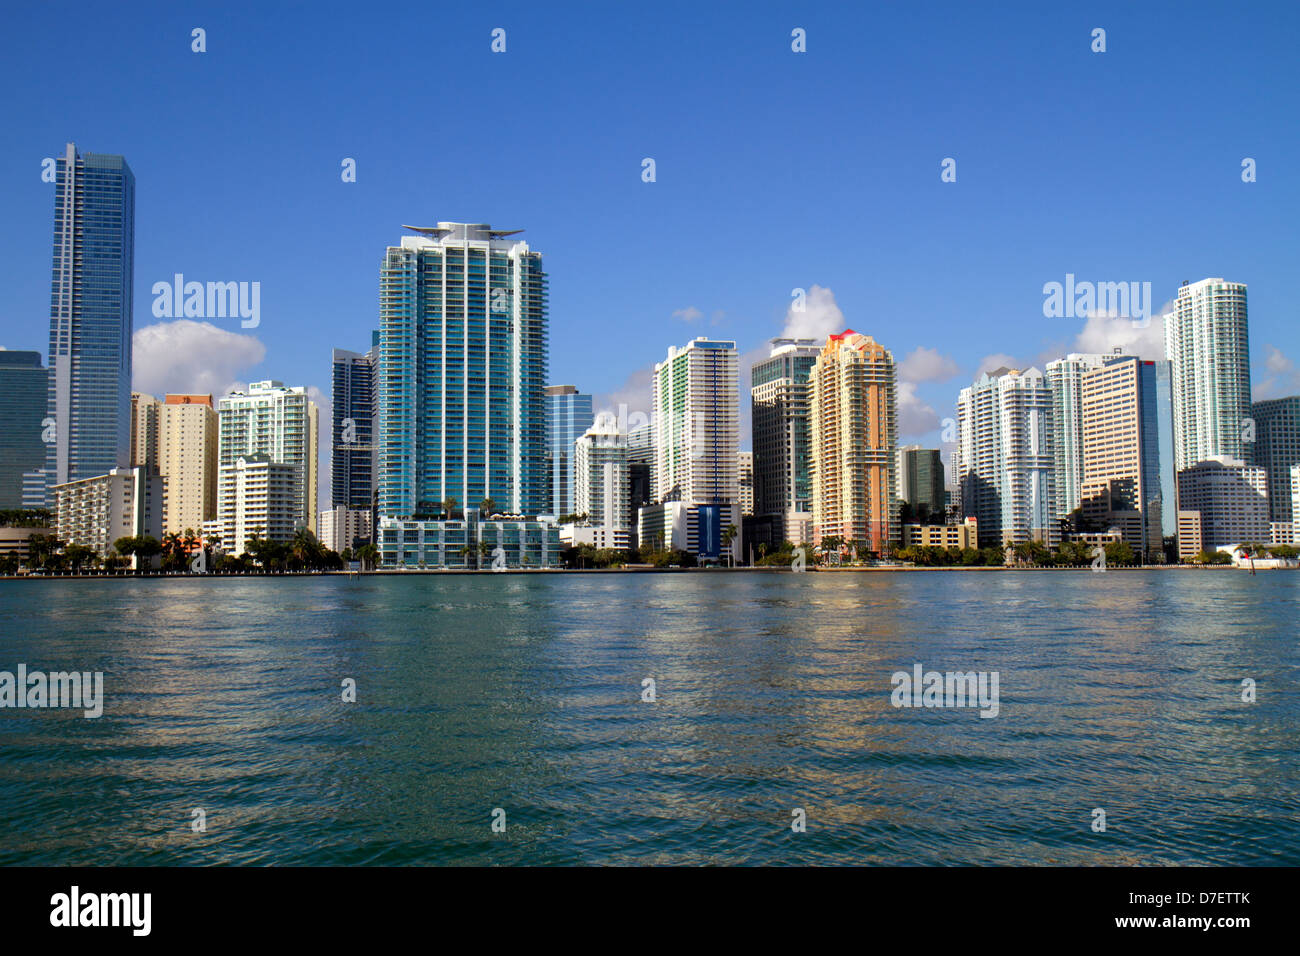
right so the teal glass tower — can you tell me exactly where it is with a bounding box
[377,223,548,518]
[46,143,135,500]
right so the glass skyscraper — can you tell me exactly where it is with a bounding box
[377,223,548,518]
[0,351,49,509]
[1250,396,1300,523]
[750,338,819,543]
[46,143,136,500]
[332,333,378,510]
[545,385,593,517]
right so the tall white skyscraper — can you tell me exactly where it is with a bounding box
[574,415,630,531]
[1164,278,1251,471]
[1045,352,1110,525]
[955,367,1055,548]
[217,381,318,540]
[648,337,739,560]
[651,338,739,507]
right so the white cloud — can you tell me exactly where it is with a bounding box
[975,353,1022,377]
[132,319,265,399]
[1253,344,1300,401]
[897,381,941,439]
[1069,310,1166,360]
[672,306,703,323]
[593,366,653,422]
[780,284,845,341]
[898,346,960,384]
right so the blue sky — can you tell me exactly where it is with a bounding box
[3,0,1298,477]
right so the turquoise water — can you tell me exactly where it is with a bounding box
[0,571,1297,865]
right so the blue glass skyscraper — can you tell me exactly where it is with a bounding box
[377,223,548,518]
[332,332,378,509]
[0,351,49,509]
[46,143,135,500]
[545,385,593,517]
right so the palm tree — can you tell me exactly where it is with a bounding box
[479,497,497,516]
[721,524,737,567]
[355,543,380,571]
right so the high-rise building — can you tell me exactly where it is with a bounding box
[627,421,653,548]
[809,331,898,555]
[955,367,1055,548]
[0,350,49,509]
[1079,357,1175,558]
[1045,352,1110,527]
[737,451,754,517]
[218,455,299,551]
[1249,396,1300,524]
[377,223,548,522]
[217,381,318,536]
[332,336,378,511]
[46,144,135,501]
[574,415,630,531]
[1175,456,1269,550]
[1164,278,1251,471]
[651,337,739,560]
[159,394,218,535]
[546,385,594,517]
[750,338,819,543]
[130,392,160,471]
[897,446,945,522]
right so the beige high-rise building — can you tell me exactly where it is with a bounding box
[130,392,160,470]
[159,394,218,535]
[1079,358,1175,559]
[809,331,897,555]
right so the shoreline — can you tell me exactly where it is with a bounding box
[0,564,1258,580]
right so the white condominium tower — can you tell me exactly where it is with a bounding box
[809,331,898,555]
[1045,352,1110,525]
[651,338,739,508]
[217,381,319,537]
[574,414,630,531]
[1164,278,1251,471]
[955,367,1055,548]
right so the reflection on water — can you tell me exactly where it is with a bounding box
[1,571,1297,865]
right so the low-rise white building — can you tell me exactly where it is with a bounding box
[52,467,164,561]
[1175,456,1269,550]
[318,505,372,553]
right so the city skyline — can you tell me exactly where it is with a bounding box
[3,3,1298,510]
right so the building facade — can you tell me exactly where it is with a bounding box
[955,367,1055,548]
[46,144,135,502]
[0,351,49,509]
[218,454,300,551]
[318,505,372,554]
[331,337,378,511]
[52,466,162,559]
[217,381,318,535]
[1079,357,1175,558]
[809,331,897,554]
[377,223,548,526]
[159,394,218,535]
[1249,395,1300,524]
[1045,352,1110,528]
[750,338,819,544]
[651,337,740,560]
[546,385,594,518]
[573,415,630,532]
[897,446,945,522]
[901,517,978,550]
[1175,456,1269,551]
[1164,278,1251,471]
